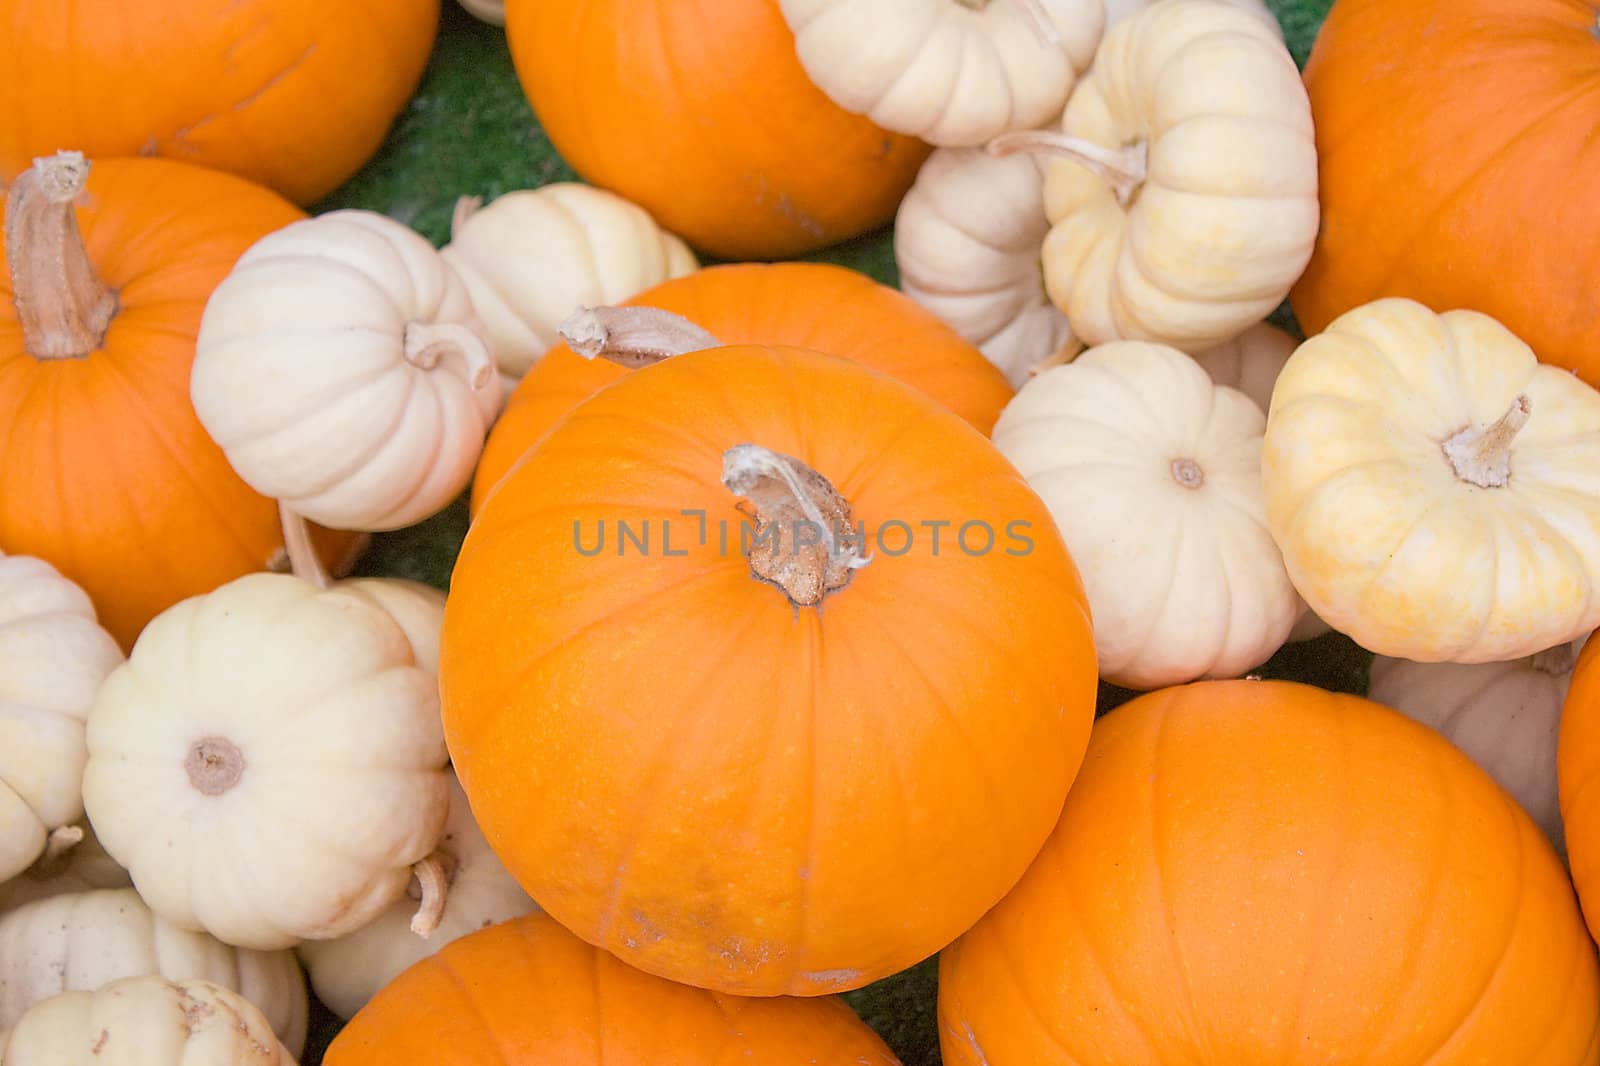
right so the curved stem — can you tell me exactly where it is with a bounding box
[558,306,722,368]
[4,151,118,359]
[450,195,483,240]
[988,130,1148,206]
[1028,335,1085,377]
[278,503,332,590]
[42,825,83,865]
[403,321,496,391]
[409,854,451,937]
[1442,395,1530,489]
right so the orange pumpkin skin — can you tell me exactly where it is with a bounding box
[1289,0,1600,383]
[0,0,439,206]
[1560,639,1600,948]
[326,910,902,1064]
[940,680,1600,1065]
[471,262,1015,514]
[441,345,1096,996]
[0,157,361,650]
[502,0,931,260]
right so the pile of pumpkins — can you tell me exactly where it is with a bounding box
[3,0,1600,1062]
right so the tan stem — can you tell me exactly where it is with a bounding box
[1441,395,1530,489]
[4,151,118,359]
[409,854,451,937]
[988,130,1148,206]
[279,503,332,590]
[404,321,495,391]
[558,306,722,368]
[1028,335,1086,377]
[42,825,83,865]
[450,195,483,239]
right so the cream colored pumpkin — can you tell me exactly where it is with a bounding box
[0,553,124,885]
[1263,298,1600,664]
[334,578,446,675]
[0,889,306,1056]
[0,822,130,912]
[1103,0,1278,33]
[440,186,698,392]
[81,573,450,952]
[779,0,1103,146]
[191,210,502,532]
[457,0,505,25]
[997,0,1318,352]
[992,340,1298,688]
[297,773,537,1019]
[1368,639,1584,851]
[1,976,294,1066]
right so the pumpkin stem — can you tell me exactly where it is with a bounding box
[1442,395,1530,489]
[409,853,452,937]
[1028,335,1086,377]
[185,736,246,796]
[278,503,333,590]
[557,306,722,368]
[41,825,84,865]
[722,444,871,607]
[4,150,118,360]
[403,321,496,391]
[450,195,483,239]
[987,130,1148,206]
[1170,458,1205,489]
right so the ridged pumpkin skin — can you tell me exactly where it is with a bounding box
[503,0,931,260]
[1290,0,1600,384]
[326,911,901,1063]
[471,262,1015,513]
[442,345,1097,996]
[1559,638,1600,945]
[0,1,440,205]
[940,680,1600,1065]
[0,157,360,649]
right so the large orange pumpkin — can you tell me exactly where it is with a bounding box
[939,679,1600,1064]
[0,0,440,205]
[1290,0,1600,384]
[1560,637,1600,947]
[471,262,1015,513]
[0,153,361,649]
[502,0,931,260]
[441,344,1096,997]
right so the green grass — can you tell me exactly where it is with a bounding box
[306,1,1340,1060]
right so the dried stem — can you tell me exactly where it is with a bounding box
[42,825,84,864]
[1028,335,1086,377]
[409,854,451,937]
[279,503,332,590]
[1441,395,1530,489]
[403,321,496,391]
[988,130,1148,206]
[558,306,722,368]
[450,195,483,239]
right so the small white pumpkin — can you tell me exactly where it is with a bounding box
[81,572,451,952]
[0,553,124,885]
[0,888,307,1055]
[0,822,131,912]
[1,975,294,1066]
[191,209,502,533]
[1103,0,1278,33]
[440,186,698,393]
[992,340,1299,688]
[457,0,505,25]
[334,579,446,675]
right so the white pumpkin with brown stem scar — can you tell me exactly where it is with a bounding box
[1262,298,1600,663]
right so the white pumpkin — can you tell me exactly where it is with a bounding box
[1189,321,1296,417]
[0,553,124,885]
[0,822,131,912]
[992,340,1299,688]
[191,209,502,533]
[0,888,306,1056]
[1,976,294,1066]
[1102,0,1278,33]
[334,579,446,675]
[457,0,504,25]
[81,572,451,952]
[440,186,698,393]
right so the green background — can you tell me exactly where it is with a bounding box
[311,0,1344,1060]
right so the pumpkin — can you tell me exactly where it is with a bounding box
[192,208,502,533]
[458,0,505,24]
[81,571,451,952]
[470,262,1016,513]
[297,772,537,1020]
[1370,639,1584,852]
[0,1,439,206]
[0,821,131,912]
[778,0,1103,146]
[1103,0,1277,31]
[439,186,698,393]
[0,553,124,884]
[990,0,1318,352]
[939,679,1600,1064]
[1262,298,1600,664]
[503,0,932,260]
[0,888,307,1055]
[442,343,1097,996]
[1290,0,1600,386]
[326,911,901,1063]
[1557,638,1600,945]
[1,976,294,1065]
[1189,321,1296,417]
[333,578,446,675]
[0,153,362,650]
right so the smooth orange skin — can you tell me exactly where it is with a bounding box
[441,345,1097,996]
[1289,0,1600,384]
[1560,639,1600,948]
[0,0,439,205]
[471,262,1015,515]
[503,0,931,260]
[940,679,1600,1065]
[0,157,362,649]
[326,911,903,1064]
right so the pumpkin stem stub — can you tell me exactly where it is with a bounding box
[1028,335,1085,377]
[450,195,483,239]
[403,320,496,391]
[409,853,452,937]
[41,825,84,865]
[279,503,333,590]
[186,737,245,797]
[5,150,118,360]
[1442,394,1530,489]
[1170,458,1205,489]
[987,130,1148,206]
[557,306,722,368]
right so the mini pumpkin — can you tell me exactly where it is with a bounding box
[0,821,130,912]
[1103,0,1277,31]
[1557,638,1600,944]
[1262,298,1600,664]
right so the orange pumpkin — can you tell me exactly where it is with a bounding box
[325,910,902,1063]
[502,0,931,260]
[0,0,439,206]
[0,153,361,650]
[941,679,1600,1065]
[1560,638,1600,948]
[1290,0,1600,384]
[471,262,1015,513]
[441,344,1096,996]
